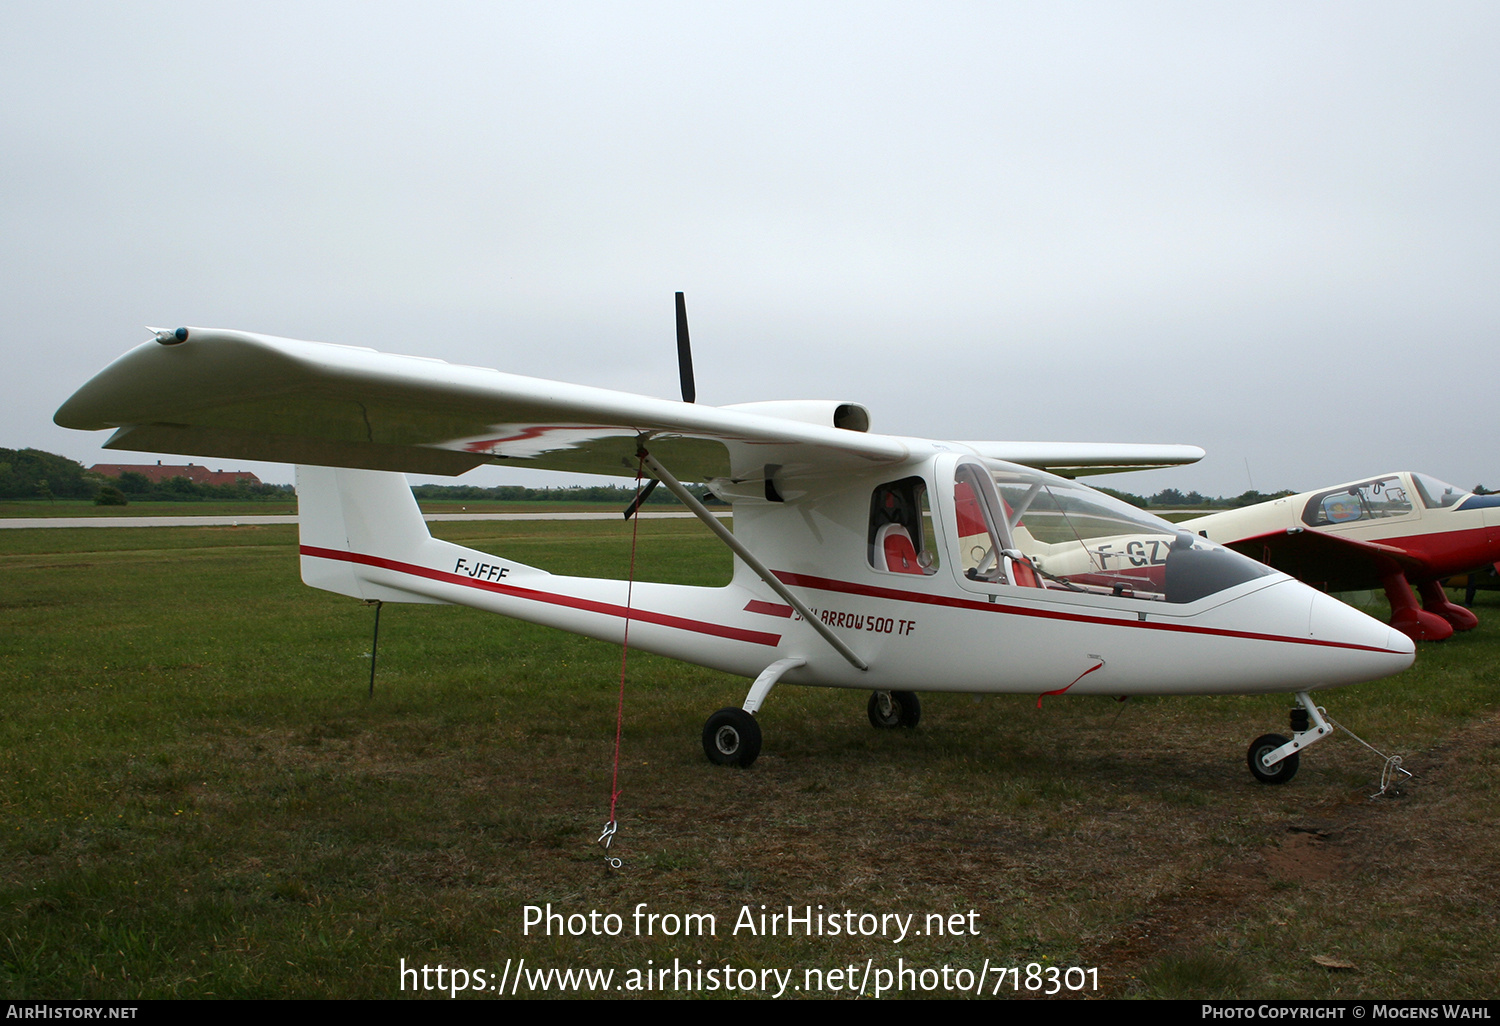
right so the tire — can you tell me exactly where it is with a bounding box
[703,707,761,767]
[867,690,921,729]
[1247,733,1299,785]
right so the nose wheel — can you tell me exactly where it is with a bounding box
[1247,694,1331,784]
[1247,733,1300,784]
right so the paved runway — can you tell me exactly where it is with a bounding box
[0,511,726,529]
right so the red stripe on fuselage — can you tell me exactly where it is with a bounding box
[770,571,1405,655]
[300,545,782,647]
[744,599,795,618]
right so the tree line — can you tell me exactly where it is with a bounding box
[3,447,1489,509]
[0,448,682,506]
[107,471,293,503]
[1094,486,1299,510]
[0,448,293,503]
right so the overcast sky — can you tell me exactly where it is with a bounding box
[4,2,1497,498]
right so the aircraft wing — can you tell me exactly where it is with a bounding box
[1218,528,1430,591]
[56,327,1206,483]
[956,440,1205,478]
[55,328,917,482]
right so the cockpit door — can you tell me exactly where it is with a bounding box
[937,455,1029,592]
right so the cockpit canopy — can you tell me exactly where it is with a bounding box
[940,458,1276,604]
[1299,473,1471,528]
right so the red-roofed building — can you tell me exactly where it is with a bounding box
[91,462,261,486]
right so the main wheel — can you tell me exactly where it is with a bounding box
[867,690,921,729]
[1247,733,1299,785]
[703,708,761,767]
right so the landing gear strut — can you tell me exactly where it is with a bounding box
[1247,693,1333,785]
[700,657,805,769]
[1382,571,1453,641]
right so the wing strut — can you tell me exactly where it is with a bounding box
[639,450,869,672]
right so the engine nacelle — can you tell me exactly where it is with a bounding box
[718,400,870,433]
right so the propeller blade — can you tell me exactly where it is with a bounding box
[675,291,696,404]
[622,477,660,519]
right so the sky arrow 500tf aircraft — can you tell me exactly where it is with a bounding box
[55,309,1416,784]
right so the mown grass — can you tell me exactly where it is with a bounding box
[1,521,1497,999]
[0,499,299,518]
[0,499,675,517]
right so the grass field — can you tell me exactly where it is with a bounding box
[0,499,299,518]
[1,519,1497,999]
[0,499,661,518]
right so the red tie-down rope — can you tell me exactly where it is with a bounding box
[1036,659,1105,709]
[599,451,648,869]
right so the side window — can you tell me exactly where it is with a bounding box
[868,477,938,575]
[1301,477,1413,527]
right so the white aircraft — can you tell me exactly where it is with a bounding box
[55,312,1415,784]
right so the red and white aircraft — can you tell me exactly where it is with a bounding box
[1184,472,1500,642]
[55,318,1416,784]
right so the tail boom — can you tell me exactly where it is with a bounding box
[294,466,785,674]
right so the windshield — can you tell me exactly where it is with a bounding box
[950,459,1275,604]
[1412,473,1468,510]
